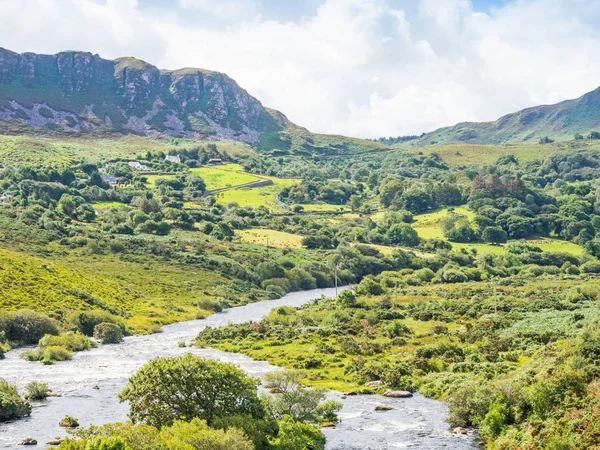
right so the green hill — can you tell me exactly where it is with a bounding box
[407,86,600,146]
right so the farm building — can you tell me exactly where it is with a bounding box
[128,161,149,171]
[207,158,223,166]
[166,155,181,164]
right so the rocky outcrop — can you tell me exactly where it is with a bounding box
[383,390,413,398]
[0,48,277,144]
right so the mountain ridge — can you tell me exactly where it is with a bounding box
[406,86,600,146]
[0,47,280,144]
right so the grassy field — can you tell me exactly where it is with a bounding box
[0,135,256,170]
[238,229,303,248]
[0,246,261,333]
[301,203,349,212]
[190,164,262,191]
[91,201,129,210]
[409,207,584,255]
[215,176,299,210]
[412,207,475,239]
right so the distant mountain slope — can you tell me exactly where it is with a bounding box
[408,87,600,146]
[0,47,276,144]
[0,48,384,156]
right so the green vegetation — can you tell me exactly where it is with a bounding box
[60,355,326,450]
[5,70,600,449]
[0,378,31,421]
[24,381,52,400]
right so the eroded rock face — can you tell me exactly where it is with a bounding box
[0,47,274,144]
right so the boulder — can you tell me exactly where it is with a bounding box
[374,405,394,411]
[18,438,37,446]
[383,390,413,398]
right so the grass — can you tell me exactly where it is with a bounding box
[214,176,299,210]
[406,207,584,256]
[238,229,303,248]
[301,204,349,212]
[91,201,129,210]
[0,135,256,170]
[412,207,475,240]
[0,246,262,334]
[190,164,261,191]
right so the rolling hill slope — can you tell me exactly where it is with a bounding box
[407,86,600,146]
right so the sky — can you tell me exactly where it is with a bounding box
[0,0,600,139]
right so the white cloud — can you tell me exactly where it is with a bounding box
[0,0,600,138]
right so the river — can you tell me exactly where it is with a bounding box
[0,287,480,449]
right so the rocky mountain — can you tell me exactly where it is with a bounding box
[408,87,600,146]
[0,48,281,145]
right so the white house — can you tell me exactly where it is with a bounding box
[128,161,149,171]
[166,155,181,164]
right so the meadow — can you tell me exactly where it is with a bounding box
[238,228,303,248]
[190,164,261,191]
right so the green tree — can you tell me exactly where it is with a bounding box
[482,226,508,244]
[262,371,340,423]
[385,223,420,247]
[118,355,265,428]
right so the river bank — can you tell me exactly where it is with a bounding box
[0,287,479,449]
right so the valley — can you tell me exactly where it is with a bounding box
[1,47,600,450]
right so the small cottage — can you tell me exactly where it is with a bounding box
[166,155,181,164]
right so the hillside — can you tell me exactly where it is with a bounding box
[0,48,384,156]
[406,86,600,146]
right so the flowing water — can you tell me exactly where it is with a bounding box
[0,287,479,449]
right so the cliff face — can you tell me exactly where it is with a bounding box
[0,48,274,144]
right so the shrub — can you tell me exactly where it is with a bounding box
[447,382,496,428]
[160,418,254,450]
[0,310,60,344]
[355,278,384,295]
[439,269,468,283]
[94,323,124,344]
[336,290,357,308]
[68,311,126,337]
[60,415,80,428]
[85,437,131,450]
[0,378,32,421]
[269,416,325,450]
[24,381,52,400]
[581,261,600,274]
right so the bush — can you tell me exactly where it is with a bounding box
[355,278,384,295]
[24,381,52,400]
[336,290,357,308]
[85,437,131,450]
[21,332,95,363]
[68,311,126,337]
[269,416,325,450]
[0,378,32,421]
[94,323,124,344]
[0,310,60,344]
[581,261,600,274]
[439,269,468,283]
[447,382,496,428]
[159,418,254,450]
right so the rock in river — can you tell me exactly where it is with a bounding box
[383,390,413,398]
